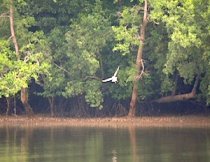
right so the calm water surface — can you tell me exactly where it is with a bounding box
[0,126,210,162]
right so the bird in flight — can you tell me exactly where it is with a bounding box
[102,66,119,83]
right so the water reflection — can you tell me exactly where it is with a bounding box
[0,126,210,162]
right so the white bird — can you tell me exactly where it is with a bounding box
[102,66,119,83]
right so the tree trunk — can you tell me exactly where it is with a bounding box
[128,0,148,117]
[48,96,55,117]
[6,97,11,116]
[9,0,19,59]
[21,88,33,115]
[155,75,200,103]
[9,0,33,116]
[13,95,17,115]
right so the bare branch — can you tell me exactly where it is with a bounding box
[53,62,71,75]
[24,55,30,62]
[0,12,9,18]
[135,59,145,80]
[191,75,200,95]
[84,76,101,81]
[7,36,12,41]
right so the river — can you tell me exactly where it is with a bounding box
[0,126,210,162]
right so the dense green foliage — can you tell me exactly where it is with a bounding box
[0,0,209,115]
[150,0,210,103]
[0,0,50,98]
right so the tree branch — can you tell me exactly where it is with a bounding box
[154,75,200,103]
[53,62,71,76]
[135,59,145,80]
[0,12,9,18]
[84,75,101,81]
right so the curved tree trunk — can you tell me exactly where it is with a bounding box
[9,0,33,116]
[128,0,148,117]
[155,75,200,103]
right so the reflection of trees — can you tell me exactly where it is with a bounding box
[0,127,210,162]
[27,127,105,162]
[20,127,32,162]
[132,128,210,162]
[0,126,140,162]
[129,126,140,162]
[0,126,31,162]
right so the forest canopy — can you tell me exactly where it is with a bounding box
[0,0,209,116]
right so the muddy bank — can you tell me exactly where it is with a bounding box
[0,115,210,128]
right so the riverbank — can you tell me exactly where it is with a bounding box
[0,115,210,128]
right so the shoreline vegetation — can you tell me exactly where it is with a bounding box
[0,115,210,128]
[1,0,209,118]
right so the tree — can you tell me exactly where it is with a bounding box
[64,0,113,109]
[19,0,88,116]
[29,0,114,115]
[112,0,149,117]
[0,0,50,115]
[9,0,33,115]
[128,0,148,117]
[150,0,210,104]
[112,0,210,117]
[1,0,209,117]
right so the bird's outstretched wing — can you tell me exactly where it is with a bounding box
[102,77,113,82]
[113,66,119,77]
